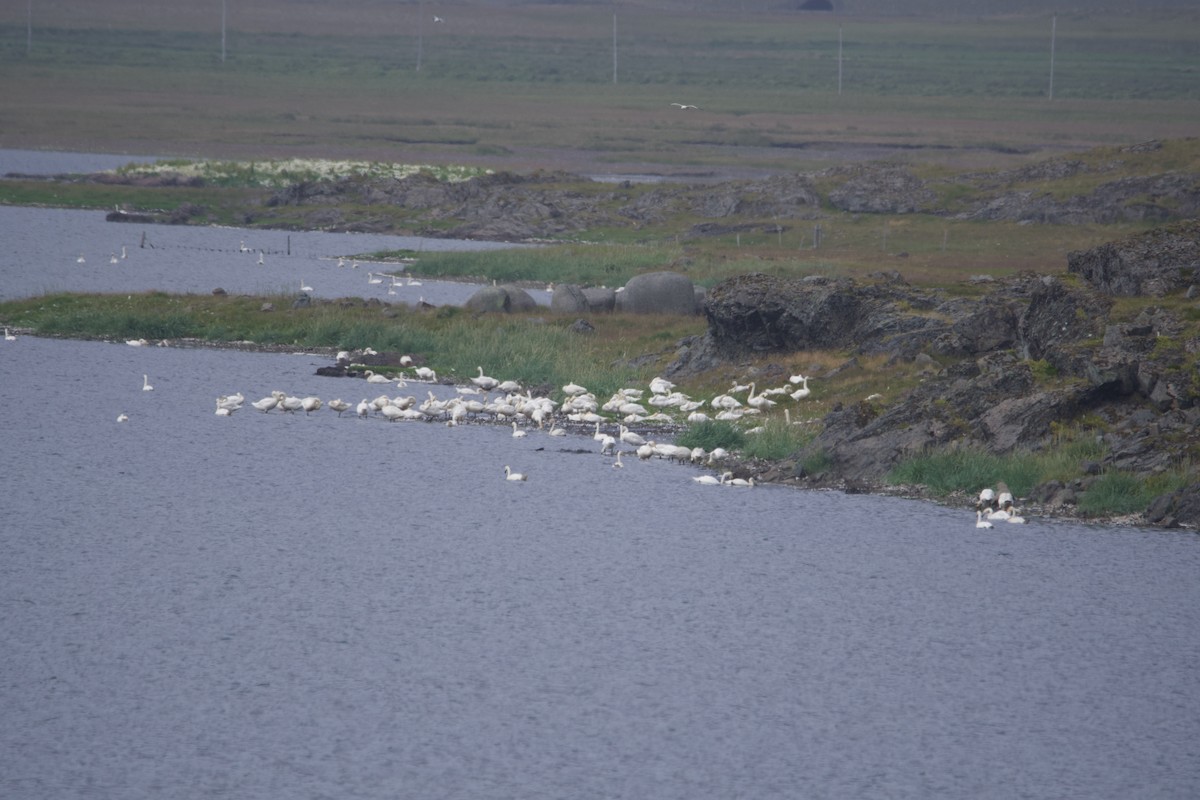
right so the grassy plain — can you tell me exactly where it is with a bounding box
[2,2,1198,175]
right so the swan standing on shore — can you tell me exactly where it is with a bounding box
[472,367,499,392]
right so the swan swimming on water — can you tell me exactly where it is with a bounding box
[504,465,527,481]
[142,374,153,391]
[976,510,994,529]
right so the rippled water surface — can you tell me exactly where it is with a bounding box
[1,335,1198,800]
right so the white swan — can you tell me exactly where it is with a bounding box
[511,421,527,438]
[472,366,499,392]
[76,254,85,264]
[109,253,119,264]
[1005,510,1027,524]
[367,272,383,284]
[975,510,994,529]
[257,251,265,265]
[414,367,436,382]
[3,328,15,341]
[504,465,527,481]
[671,102,699,109]
[251,396,278,413]
[692,473,724,485]
[619,425,646,447]
[746,382,776,411]
[790,376,811,401]
[365,370,391,384]
[727,476,755,487]
[121,246,127,259]
[117,413,129,423]
[142,374,154,391]
[356,399,371,417]
[612,451,624,469]
[300,280,313,293]
[279,396,304,413]
[301,396,322,414]
[328,398,351,416]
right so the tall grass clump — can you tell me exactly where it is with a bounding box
[741,416,813,460]
[371,243,682,287]
[422,317,644,399]
[1077,468,1192,517]
[676,420,747,453]
[886,447,1041,497]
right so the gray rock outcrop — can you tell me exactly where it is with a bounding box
[1067,220,1200,296]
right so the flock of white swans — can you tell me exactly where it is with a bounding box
[178,359,824,487]
[3,328,1029,520]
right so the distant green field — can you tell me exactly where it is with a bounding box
[1,2,1197,174]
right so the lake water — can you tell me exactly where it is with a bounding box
[2,156,1199,799]
[1,335,1198,800]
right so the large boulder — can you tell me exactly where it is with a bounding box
[583,287,616,312]
[550,283,589,313]
[464,284,537,313]
[1067,220,1200,296]
[615,271,700,315]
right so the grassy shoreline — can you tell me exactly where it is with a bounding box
[1,290,1185,526]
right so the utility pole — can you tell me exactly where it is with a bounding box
[416,4,424,72]
[612,12,617,84]
[1048,15,1057,100]
[838,26,843,95]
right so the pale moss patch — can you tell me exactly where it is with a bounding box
[112,159,491,188]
